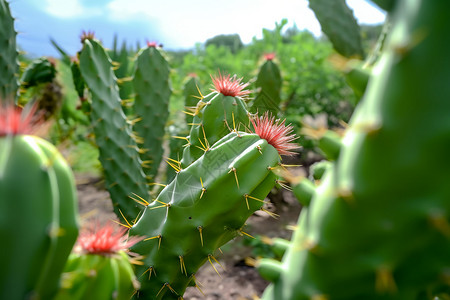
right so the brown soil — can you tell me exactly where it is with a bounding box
[75,173,302,300]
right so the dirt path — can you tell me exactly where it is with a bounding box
[75,174,301,300]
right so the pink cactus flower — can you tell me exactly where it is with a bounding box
[211,72,251,97]
[251,112,299,156]
[264,53,276,61]
[77,222,143,256]
[0,104,38,137]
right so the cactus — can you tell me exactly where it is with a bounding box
[129,112,297,299]
[180,72,251,168]
[260,0,450,298]
[78,38,149,222]
[0,105,79,299]
[20,57,57,89]
[251,54,282,116]
[132,44,172,181]
[0,0,19,100]
[55,223,143,300]
[308,0,364,58]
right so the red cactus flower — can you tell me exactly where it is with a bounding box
[211,72,250,97]
[77,222,143,256]
[251,112,299,156]
[0,104,38,137]
[264,53,276,61]
[146,41,158,48]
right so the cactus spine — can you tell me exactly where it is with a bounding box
[260,0,450,298]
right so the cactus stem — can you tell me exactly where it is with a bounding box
[228,167,240,189]
[129,193,150,206]
[375,266,397,294]
[179,255,188,275]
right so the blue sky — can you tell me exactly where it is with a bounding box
[9,0,386,58]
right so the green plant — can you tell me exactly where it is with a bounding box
[0,105,79,299]
[259,1,450,298]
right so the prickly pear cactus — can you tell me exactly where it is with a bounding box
[0,0,19,100]
[133,44,172,181]
[180,73,251,168]
[251,54,282,116]
[130,113,298,299]
[79,38,149,222]
[0,105,79,299]
[260,0,450,299]
[55,223,142,300]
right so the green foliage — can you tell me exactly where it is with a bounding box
[205,33,243,54]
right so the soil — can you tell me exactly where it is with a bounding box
[75,172,303,300]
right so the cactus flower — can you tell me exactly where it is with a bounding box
[251,112,299,156]
[76,222,143,256]
[211,72,250,97]
[0,104,37,136]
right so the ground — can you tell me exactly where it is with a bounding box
[75,173,302,300]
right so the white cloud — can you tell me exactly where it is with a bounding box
[44,0,102,18]
[105,0,385,49]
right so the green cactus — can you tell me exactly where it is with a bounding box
[79,38,149,222]
[0,0,19,101]
[20,57,57,89]
[130,111,298,299]
[55,223,142,300]
[251,55,282,116]
[0,105,79,300]
[130,132,280,299]
[260,0,450,298]
[132,45,172,181]
[308,0,364,58]
[180,73,251,168]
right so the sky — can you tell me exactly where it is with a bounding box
[9,0,386,58]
